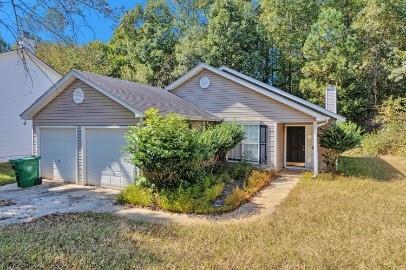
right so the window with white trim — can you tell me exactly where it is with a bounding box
[227,124,267,164]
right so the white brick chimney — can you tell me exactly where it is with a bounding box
[325,85,337,113]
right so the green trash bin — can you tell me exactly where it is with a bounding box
[9,156,41,188]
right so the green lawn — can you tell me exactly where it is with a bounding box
[0,162,15,186]
[1,156,405,269]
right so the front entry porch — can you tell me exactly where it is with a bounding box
[275,122,322,175]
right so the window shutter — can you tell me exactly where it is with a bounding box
[259,125,267,164]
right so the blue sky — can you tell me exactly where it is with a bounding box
[1,0,145,45]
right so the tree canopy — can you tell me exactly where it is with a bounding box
[34,0,405,129]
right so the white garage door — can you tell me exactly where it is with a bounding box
[39,128,77,182]
[85,128,135,188]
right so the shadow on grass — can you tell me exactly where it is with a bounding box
[338,156,405,180]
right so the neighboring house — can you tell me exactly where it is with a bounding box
[0,41,61,162]
[21,63,344,189]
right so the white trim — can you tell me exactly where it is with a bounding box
[81,126,135,186]
[166,63,345,121]
[274,122,278,169]
[313,122,319,176]
[21,70,144,120]
[36,126,78,184]
[31,127,34,156]
[284,124,309,170]
[80,126,85,184]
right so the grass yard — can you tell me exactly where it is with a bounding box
[0,162,15,186]
[1,155,405,269]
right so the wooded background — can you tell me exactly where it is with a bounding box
[1,0,405,129]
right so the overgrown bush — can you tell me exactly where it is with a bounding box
[157,181,225,214]
[361,97,406,156]
[118,168,272,214]
[126,108,244,190]
[223,187,247,210]
[229,162,252,181]
[221,169,272,211]
[245,170,272,194]
[199,122,244,163]
[117,185,154,207]
[320,121,362,172]
[126,108,204,190]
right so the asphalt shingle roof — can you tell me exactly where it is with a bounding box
[74,70,220,121]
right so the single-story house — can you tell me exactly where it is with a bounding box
[21,63,344,188]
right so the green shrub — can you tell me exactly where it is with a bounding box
[117,185,155,207]
[199,122,244,163]
[117,167,271,215]
[229,162,252,181]
[157,181,225,214]
[126,108,204,190]
[125,109,245,191]
[320,121,363,172]
[360,97,406,156]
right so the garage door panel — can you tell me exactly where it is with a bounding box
[86,128,135,188]
[40,128,76,182]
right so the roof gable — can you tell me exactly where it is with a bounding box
[166,64,345,121]
[21,70,220,121]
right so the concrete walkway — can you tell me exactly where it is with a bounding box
[0,171,301,226]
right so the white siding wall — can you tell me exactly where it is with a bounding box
[0,51,61,161]
[172,69,316,169]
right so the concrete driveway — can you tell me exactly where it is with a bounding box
[0,180,121,227]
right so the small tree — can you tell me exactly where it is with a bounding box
[198,122,244,164]
[320,121,362,171]
[125,108,203,190]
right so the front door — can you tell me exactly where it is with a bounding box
[286,126,305,167]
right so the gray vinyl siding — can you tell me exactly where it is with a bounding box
[172,69,316,169]
[32,78,140,183]
[33,79,139,126]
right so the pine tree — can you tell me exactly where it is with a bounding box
[300,8,355,106]
[204,0,270,81]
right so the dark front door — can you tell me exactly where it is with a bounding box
[286,126,305,166]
